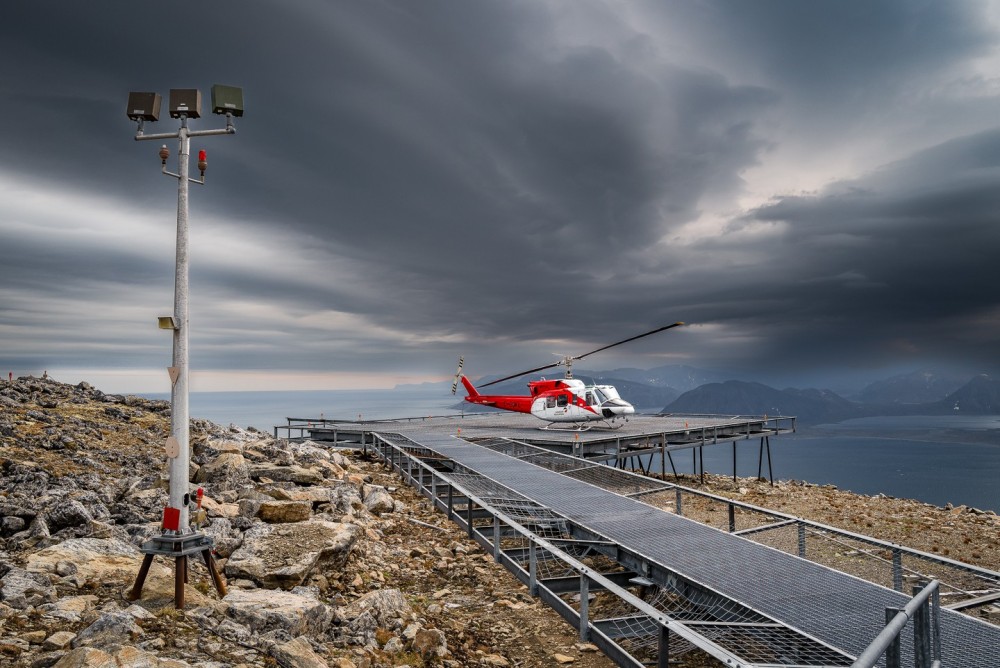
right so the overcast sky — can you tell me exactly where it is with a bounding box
[2,1,999,394]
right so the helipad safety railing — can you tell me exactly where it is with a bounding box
[368,431,959,668]
[468,436,1000,615]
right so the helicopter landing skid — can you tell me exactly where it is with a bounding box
[538,422,594,432]
[538,420,624,432]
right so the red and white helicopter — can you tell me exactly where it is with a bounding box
[451,323,684,430]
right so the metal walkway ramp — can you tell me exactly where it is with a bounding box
[371,428,1000,667]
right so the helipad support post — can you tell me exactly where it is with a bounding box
[125,85,242,608]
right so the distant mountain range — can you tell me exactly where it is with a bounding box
[663,374,999,424]
[854,369,972,404]
[425,365,998,422]
[663,381,862,423]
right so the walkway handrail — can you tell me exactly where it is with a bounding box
[544,437,1000,586]
[851,579,941,668]
[371,431,861,668]
[371,431,755,667]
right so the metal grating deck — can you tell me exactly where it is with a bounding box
[391,428,1000,667]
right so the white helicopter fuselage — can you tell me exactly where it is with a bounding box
[527,378,635,423]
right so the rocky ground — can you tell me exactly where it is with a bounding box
[0,376,997,668]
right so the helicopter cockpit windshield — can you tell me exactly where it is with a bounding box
[584,386,610,406]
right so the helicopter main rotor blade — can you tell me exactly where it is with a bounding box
[478,322,685,388]
[573,322,685,361]
[480,360,564,388]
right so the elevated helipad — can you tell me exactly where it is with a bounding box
[367,428,1000,667]
[292,411,794,476]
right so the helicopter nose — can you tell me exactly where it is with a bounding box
[602,399,634,416]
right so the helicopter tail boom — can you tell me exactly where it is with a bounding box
[460,375,481,397]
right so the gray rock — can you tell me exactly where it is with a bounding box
[48,646,116,668]
[345,610,378,648]
[43,631,76,651]
[341,588,413,630]
[271,635,330,668]
[71,611,141,651]
[0,566,56,609]
[249,463,323,486]
[225,520,359,589]
[329,483,364,514]
[46,500,94,532]
[362,486,394,516]
[223,589,332,637]
[2,516,26,534]
[215,618,254,645]
[382,636,405,654]
[257,500,312,524]
[200,517,242,559]
[195,452,252,491]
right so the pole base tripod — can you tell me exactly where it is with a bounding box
[127,531,227,609]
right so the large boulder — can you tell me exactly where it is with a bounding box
[258,500,313,523]
[195,452,251,491]
[266,486,333,506]
[27,538,162,586]
[25,537,209,605]
[249,463,324,486]
[52,646,191,668]
[225,519,359,589]
[223,588,332,637]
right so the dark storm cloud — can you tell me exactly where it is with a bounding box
[664,1,996,95]
[1,1,999,389]
[690,129,1000,377]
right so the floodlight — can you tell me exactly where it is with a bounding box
[169,89,201,119]
[127,92,161,122]
[211,84,244,117]
[158,316,178,330]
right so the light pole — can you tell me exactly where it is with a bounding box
[125,85,243,608]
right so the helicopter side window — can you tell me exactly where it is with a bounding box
[594,387,609,403]
[585,391,595,405]
[556,394,568,408]
[546,397,557,409]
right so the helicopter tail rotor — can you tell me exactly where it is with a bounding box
[450,356,465,395]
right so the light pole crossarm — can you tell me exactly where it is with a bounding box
[135,130,182,141]
[136,127,235,141]
[187,127,236,137]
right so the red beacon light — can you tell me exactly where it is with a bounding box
[197,150,207,177]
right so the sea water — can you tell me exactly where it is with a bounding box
[142,388,462,432]
[673,414,1000,512]
[145,390,1000,512]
